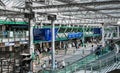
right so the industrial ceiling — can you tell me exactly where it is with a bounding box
[0,0,120,26]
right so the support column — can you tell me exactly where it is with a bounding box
[84,64,86,73]
[102,23,105,47]
[60,41,62,49]
[51,20,55,70]
[82,25,85,55]
[29,19,35,72]
[91,64,93,73]
[25,1,35,72]
[29,20,34,56]
[40,42,42,48]
[82,25,85,48]
[117,26,119,38]
[40,22,43,28]
[39,22,43,52]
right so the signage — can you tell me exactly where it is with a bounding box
[33,28,46,41]
[33,28,58,42]
[45,28,58,41]
[20,41,28,44]
[5,42,15,46]
[93,28,102,34]
[68,32,83,39]
[26,31,29,36]
[9,31,13,37]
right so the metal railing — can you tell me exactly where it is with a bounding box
[81,52,120,73]
[38,40,120,73]
[76,43,120,73]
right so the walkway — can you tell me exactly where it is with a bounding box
[34,46,97,72]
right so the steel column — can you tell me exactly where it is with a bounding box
[51,20,55,70]
[102,24,105,47]
[117,26,119,38]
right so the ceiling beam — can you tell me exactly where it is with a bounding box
[0,0,5,6]
[33,6,120,13]
[40,20,117,25]
[55,0,119,22]
[61,12,120,16]
[69,17,120,19]
[102,12,120,14]
[0,13,21,17]
[32,1,120,9]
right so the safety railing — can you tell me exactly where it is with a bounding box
[81,52,120,73]
[39,40,120,73]
[75,42,120,73]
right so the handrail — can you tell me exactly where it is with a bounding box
[39,40,120,73]
[78,42,120,72]
[85,53,120,72]
[62,39,120,67]
[85,51,116,69]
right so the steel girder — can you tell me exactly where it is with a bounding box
[33,5,120,18]
[42,12,119,21]
[55,0,120,20]
[78,6,119,18]
[40,19,117,25]
[32,1,120,9]
[57,15,118,22]
[0,6,29,13]
[62,14,119,19]
[32,0,120,19]
[33,7,120,13]
[0,0,5,6]
[0,10,26,18]
[0,12,23,16]
[72,17,120,19]
[56,0,75,4]
[65,12,120,15]
[57,17,118,21]
[56,19,117,23]
[0,0,119,25]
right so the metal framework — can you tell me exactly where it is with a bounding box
[0,0,119,26]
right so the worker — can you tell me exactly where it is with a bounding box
[61,60,65,68]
